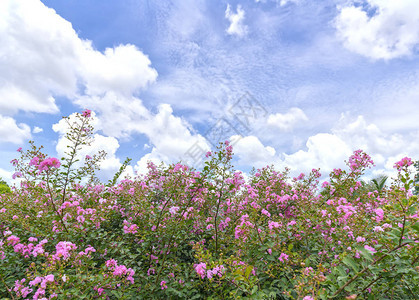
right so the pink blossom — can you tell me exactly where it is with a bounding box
[278,253,289,262]
[261,209,271,217]
[12,172,22,179]
[194,262,207,279]
[373,208,384,222]
[53,241,77,261]
[373,226,384,232]
[29,157,40,166]
[394,157,413,170]
[82,109,92,117]
[356,236,366,243]
[38,157,61,172]
[7,235,20,246]
[364,245,376,253]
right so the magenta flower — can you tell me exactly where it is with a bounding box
[194,262,207,279]
[29,157,40,166]
[12,172,22,179]
[394,157,413,170]
[278,253,289,262]
[38,157,61,172]
[82,109,92,117]
[364,245,377,253]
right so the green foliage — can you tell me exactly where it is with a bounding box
[0,111,418,299]
[0,178,10,194]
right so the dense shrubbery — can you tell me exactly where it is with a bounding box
[0,110,418,299]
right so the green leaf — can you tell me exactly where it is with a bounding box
[244,266,253,279]
[342,256,359,273]
[357,247,374,262]
[411,222,419,234]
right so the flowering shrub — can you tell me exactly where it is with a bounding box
[0,110,418,299]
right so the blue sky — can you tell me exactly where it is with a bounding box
[1,0,418,183]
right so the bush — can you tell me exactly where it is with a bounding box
[0,110,418,299]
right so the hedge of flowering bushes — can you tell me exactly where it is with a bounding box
[0,110,418,299]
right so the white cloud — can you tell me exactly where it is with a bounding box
[225,4,248,37]
[282,133,351,173]
[0,0,208,177]
[232,135,276,168]
[0,168,12,184]
[0,0,157,116]
[232,114,419,179]
[33,126,43,134]
[267,107,308,131]
[335,0,419,59]
[80,44,157,96]
[0,115,31,144]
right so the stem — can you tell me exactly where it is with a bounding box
[61,117,88,205]
[153,182,204,288]
[0,272,15,300]
[398,213,406,247]
[214,165,227,255]
[46,172,69,234]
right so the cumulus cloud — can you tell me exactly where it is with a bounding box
[225,4,248,37]
[232,135,276,167]
[335,0,419,59]
[0,0,210,179]
[33,127,43,134]
[0,115,31,144]
[267,107,308,131]
[0,0,157,115]
[233,114,419,179]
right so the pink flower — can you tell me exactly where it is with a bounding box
[169,206,180,215]
[356,236,366,243]
[82,109,92,117]
[364,245,376,253]
[374,208,384,222]
[303,296,314,300]
[38,157,61,172]
[394,157,413,170]
[278,253,289,262]
[261,209,271,217]
[29,157,40,166]
[373,226,384,232]
[17,147,22,152]
[7,235,20,246]
[160,280,167,290]
[12,172,22,179]
[194,262,207,279]
[29,276,42,286]
[53,241,77,261]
